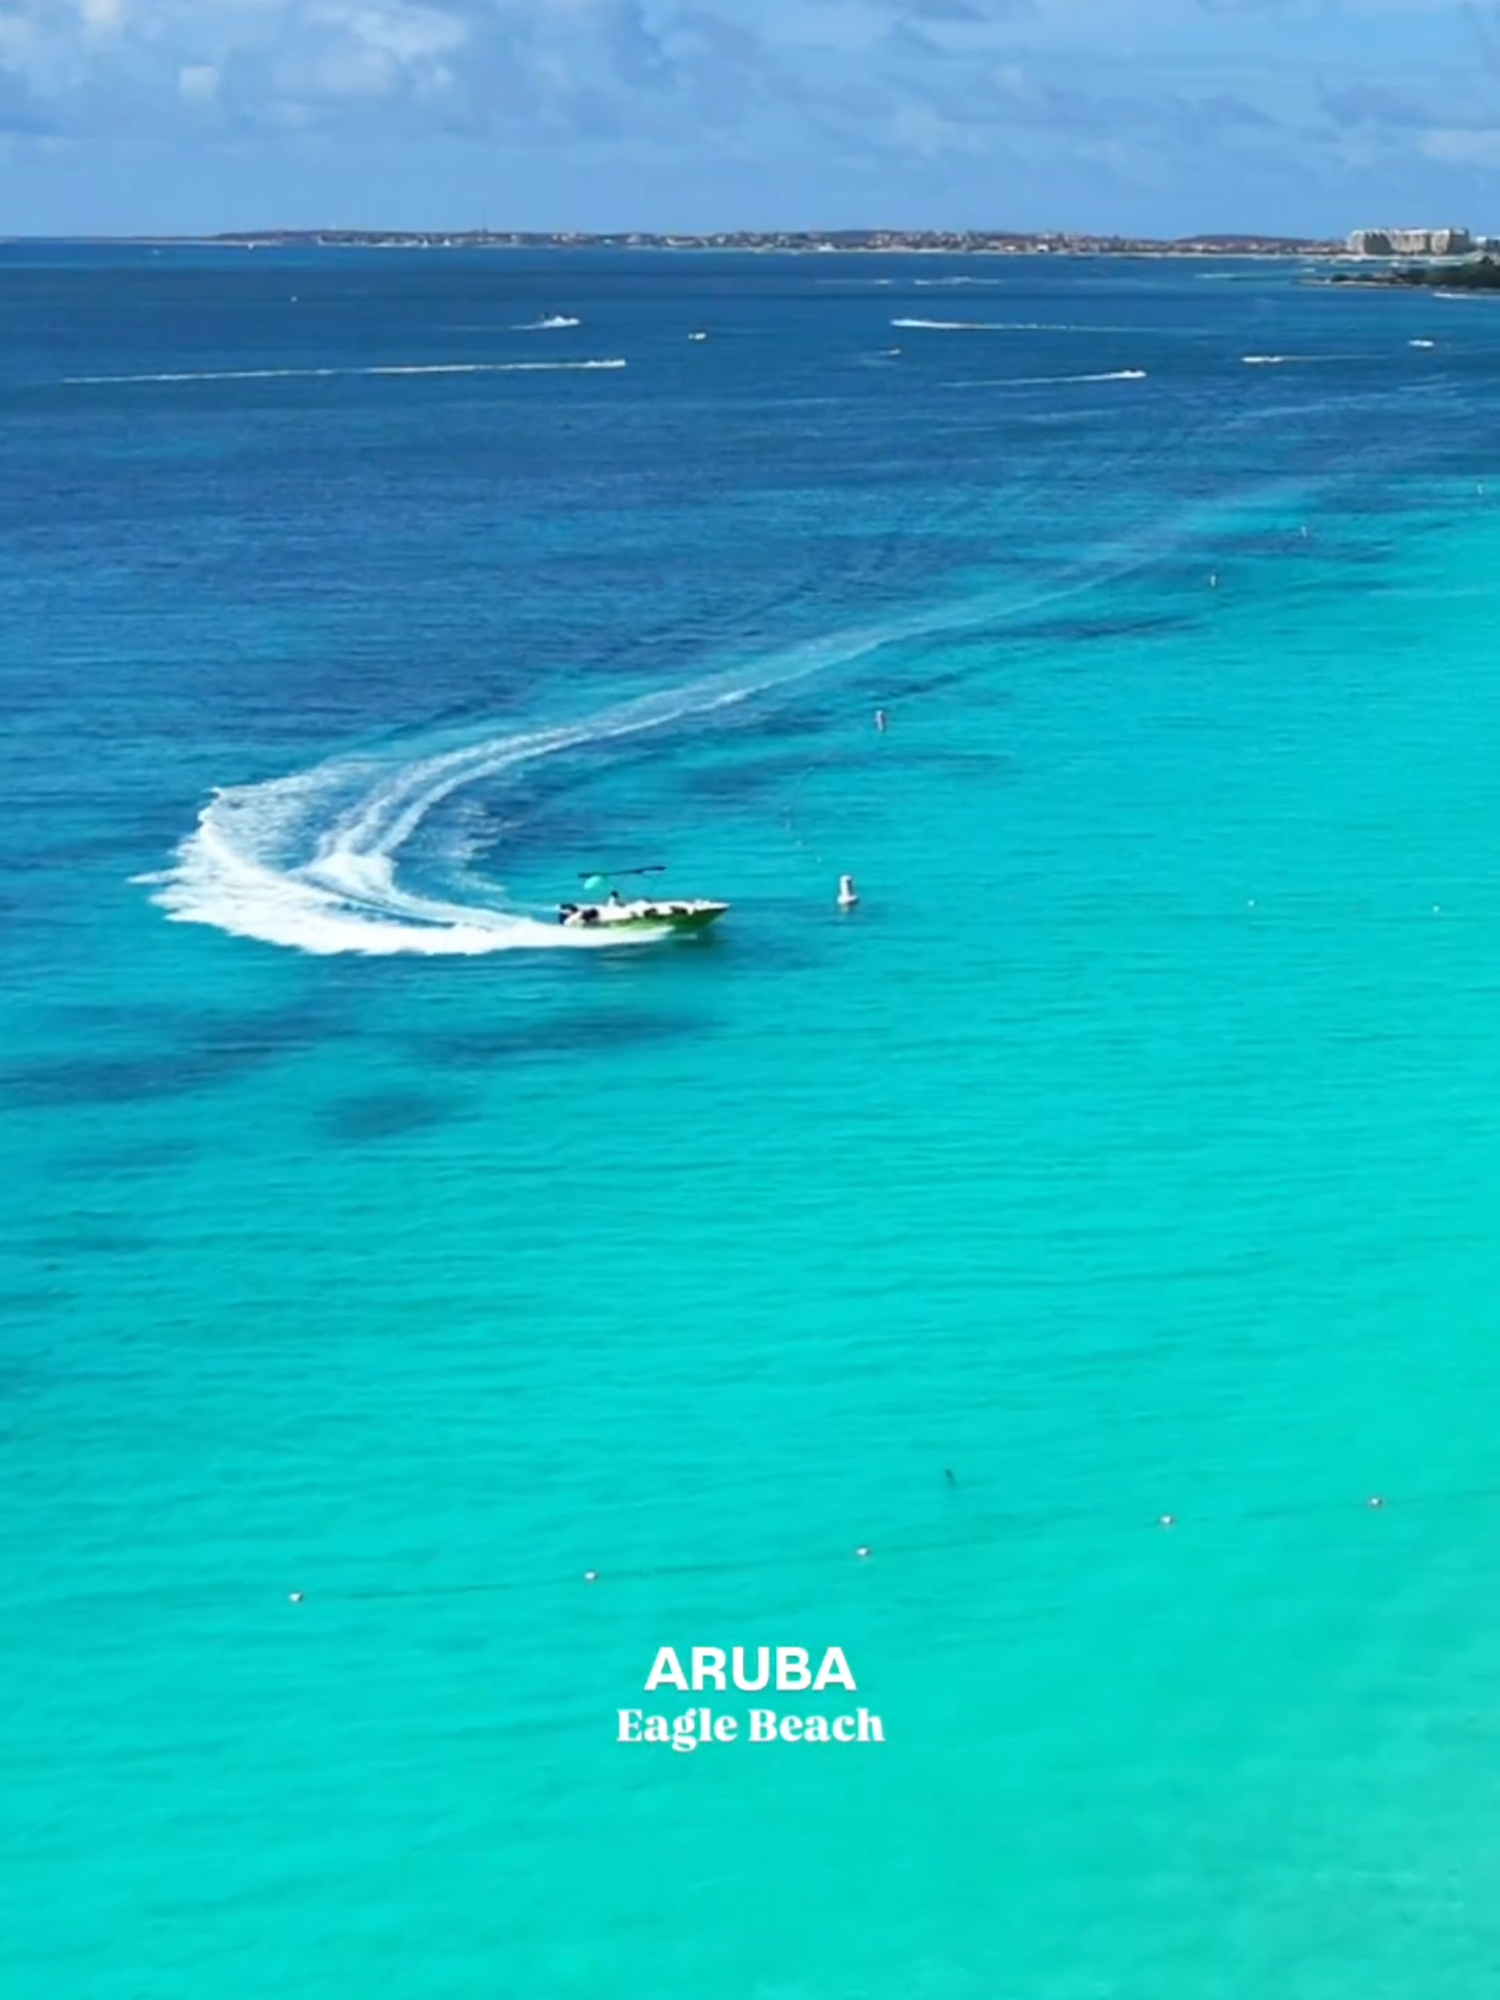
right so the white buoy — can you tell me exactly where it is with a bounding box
[838,874,859,908]
[854,1545,872,1560]
[875,708,888,733]
[288,1591,304,1604]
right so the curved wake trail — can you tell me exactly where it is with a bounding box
[144,621,943,956]
[144,480,1337,959]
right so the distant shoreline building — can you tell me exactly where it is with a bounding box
[1347,226,1473,258]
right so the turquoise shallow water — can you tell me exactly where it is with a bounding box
[7,249,1500,1996]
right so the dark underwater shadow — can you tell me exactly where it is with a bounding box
[0,1286,75,1323]
[5,996,361,1113]
[1,1050,254,1109]
[408,1002,712,1071]
[317,1086,474,1144]
[23,1223,160,1258]
[52,1136,201,1179]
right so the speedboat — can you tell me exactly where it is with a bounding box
[558,893,728,934]
[559,866,727,935]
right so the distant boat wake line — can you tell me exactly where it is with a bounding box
[515,315,583,330]
[1239,353,1375,366]
[66,359,626,386]
[950,368,1148,389]
[891,316,1156,334]
[142,530,1227,958]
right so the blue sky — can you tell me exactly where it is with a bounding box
[1,1,1498,235]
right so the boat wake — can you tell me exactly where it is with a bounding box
[891,317,1157,335]
[67,360,625,387]
[892,316,1027,332]
[143,621,938,956]
[949,368,1148,389]
[516,315,583,330]
[143,504,1270,958]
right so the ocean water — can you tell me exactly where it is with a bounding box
[6,246,1500,1997]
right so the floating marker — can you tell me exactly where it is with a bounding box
[1159,1515,1176,1529]
[875,708,888,733]
[838,874,859,909]
[854,1545,872,1560]
[1368,1497,1384,1510]
[288,1591,304,1604]
[582,1570,600,1584]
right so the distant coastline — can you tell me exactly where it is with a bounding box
[1326,254,1500,292]
[30,228,1346,258]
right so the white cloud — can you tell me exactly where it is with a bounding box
[308,3,468,63]
[78,0,128,33]
[891,98,984,156]
[270,4,469,102]
[179,62,221,102]
[0,0,1492,238]
[1420,127,1500,169]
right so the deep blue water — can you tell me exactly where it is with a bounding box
[7,246,1500,1998]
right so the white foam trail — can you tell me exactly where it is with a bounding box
[516,315,582,330]
[892,317,1157,334]
[950,369,1148,389]
[147,502,1276,959]
[146,620,941,957]
[67,360,626,386]
[892,317,1012,332]
[1410,338,1436,348]
[1239,354,1365,366]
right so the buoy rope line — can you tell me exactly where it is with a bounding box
[279,1484,1493,1607]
